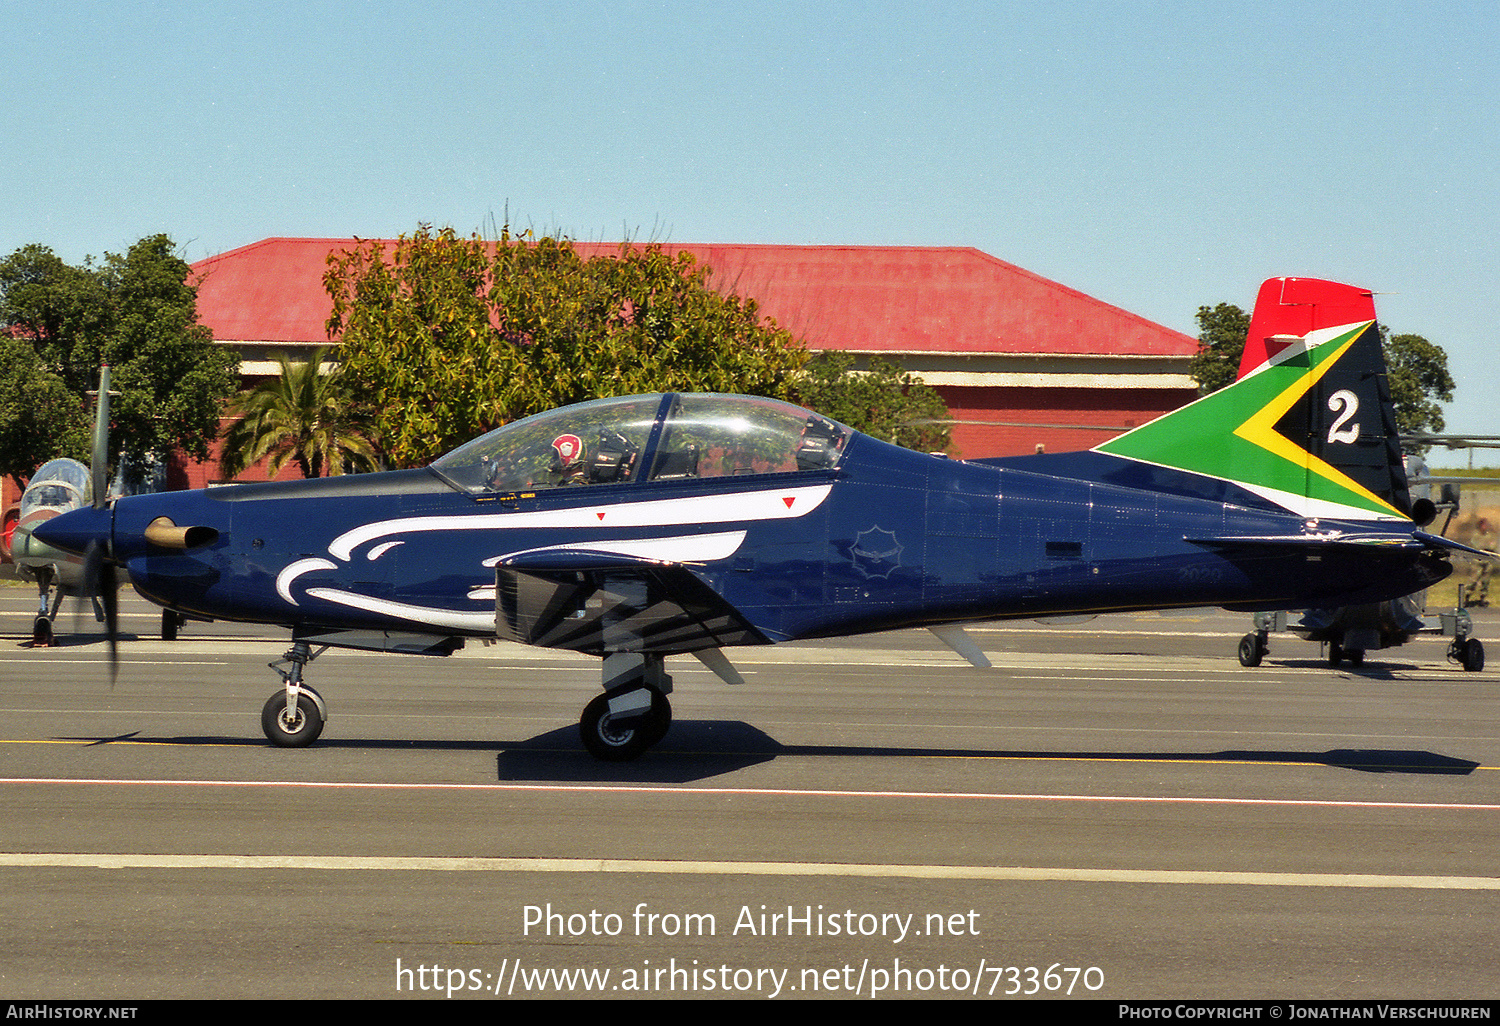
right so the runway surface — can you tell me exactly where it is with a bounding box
[2,583,1498,1000]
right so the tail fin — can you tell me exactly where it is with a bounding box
[1095,277,1411,522]
[1237,277,1377,378]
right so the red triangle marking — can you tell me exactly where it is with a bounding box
[596,512,606,520]
[782,496,795,508]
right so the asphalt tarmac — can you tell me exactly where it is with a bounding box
[2,583,1498,1001]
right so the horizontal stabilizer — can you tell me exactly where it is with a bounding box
[1413,531,1500,563]
[1186,532,1423,553]
[1191,530,1497,564]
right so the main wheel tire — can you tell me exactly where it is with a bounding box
[31,617,52,648]
[642,692,672,745]
[261,692,324,747]
[161,610,180,641]
[1346,649,1365,667]
[579,690,669,761]
[1327,641,1344,667]
[1237,633,1263,667]
[1463,638,1485,672]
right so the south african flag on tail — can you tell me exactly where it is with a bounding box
[1096,278,1411,522]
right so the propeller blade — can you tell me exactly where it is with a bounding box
[102,563,118,683]
[91,365,111,509]
[82,539,120,684]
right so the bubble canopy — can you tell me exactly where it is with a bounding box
[21,459,91,517]
[430,393,849,495]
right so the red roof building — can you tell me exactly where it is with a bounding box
[190,238,1197,469]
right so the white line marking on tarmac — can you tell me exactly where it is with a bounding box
[3,776,1498,811]
[0,851,1494,890]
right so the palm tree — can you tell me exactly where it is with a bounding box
[219,349,379,479]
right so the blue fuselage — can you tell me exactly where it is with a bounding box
[95,433,1445,649]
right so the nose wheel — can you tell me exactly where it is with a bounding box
[261,641,329,747]
[262,689,325,746]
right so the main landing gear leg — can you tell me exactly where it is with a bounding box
[578,653,673,761]
[261,641,329,747]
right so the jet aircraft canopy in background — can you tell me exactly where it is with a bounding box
[4,457,93,647]
[1,366,178,646]
[35,278,1492,759]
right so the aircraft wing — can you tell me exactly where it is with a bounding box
[493,549,770,655]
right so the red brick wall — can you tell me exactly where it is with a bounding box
[936,385,1197,460]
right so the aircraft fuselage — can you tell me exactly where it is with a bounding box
[102,435,1446,650]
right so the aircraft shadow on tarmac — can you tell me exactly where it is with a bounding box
[1256,657,1455,680]
[52,721,1480,782]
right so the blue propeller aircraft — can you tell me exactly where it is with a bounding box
[35,278,1490,759]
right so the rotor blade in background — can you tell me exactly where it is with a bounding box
[91,365,111,509]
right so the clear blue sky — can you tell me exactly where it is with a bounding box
[6,1,1496,451]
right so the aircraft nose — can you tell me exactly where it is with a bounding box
[31,504,112,557]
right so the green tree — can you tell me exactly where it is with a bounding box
[218,349,379,479]
[324,227,809,467]
[0,337,91,490]
[790,350,951,451]
[1188,302,1251,395]
[0,244,112,387]
[1382,329,1454,435]
[0,235,238,481]
[103,236,240,474]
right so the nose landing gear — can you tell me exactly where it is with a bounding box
[261,641,329,746]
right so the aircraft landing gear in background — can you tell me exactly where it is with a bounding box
[579,653,673,761]
[1237,631,1266,667]
[1450,636,1485,673]
[1326,640,1365,667]
[29,567,61,648]
[1442,588,1484,672]
[261,641,329,746]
